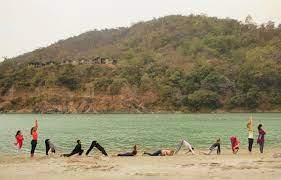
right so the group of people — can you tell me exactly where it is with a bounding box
[14,117,266,158]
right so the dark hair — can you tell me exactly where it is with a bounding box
[258,124,263,130]
[15,130,21,138]
[77,140,81,144]
[30,127,35,135]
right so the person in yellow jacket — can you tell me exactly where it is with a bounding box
[247,116,254,152]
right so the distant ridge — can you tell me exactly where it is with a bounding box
[0,15,280,113]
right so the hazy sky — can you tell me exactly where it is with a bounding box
[1,0,281,61]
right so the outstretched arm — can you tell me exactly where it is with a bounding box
[35,119,38,128]
[189,147,195,155]
[247,117,253,130]
[182,140,195,154]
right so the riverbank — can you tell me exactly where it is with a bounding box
[1,109,281,114]
[1,149,281,180]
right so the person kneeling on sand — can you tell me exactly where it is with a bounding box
[45,139,56,155]
[62,140,84,157]
[144,149,174,156]
[203,138,221,155]
[175,139,195,155]
[117,145,137,156]
[230,136,240,154]
[85,140,108,156]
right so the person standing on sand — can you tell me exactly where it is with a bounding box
[14,130,24,151]
[30,120,38,158]
[257,124,266,153]
[247,116,254,152]
[117,145,137,156]
[85,140,108,156]
[62,140,84,157]
[175,139,195,155]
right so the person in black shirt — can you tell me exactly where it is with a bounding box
[117,145,137,156]
[204,138,221,155]
[45,139,56,155]
[86,140,108,156]
[62,140,84,157]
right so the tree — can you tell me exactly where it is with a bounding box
[245,15,253,24]
[186,90,220,110]
[56,75,80,91]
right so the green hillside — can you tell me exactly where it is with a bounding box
[0,15,280,113]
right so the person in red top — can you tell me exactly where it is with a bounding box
[230,136,240,154]
[257,124,266,153]
[30,120,38,157]
[15,130,24,150]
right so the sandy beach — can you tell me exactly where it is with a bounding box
[1,149,281,180]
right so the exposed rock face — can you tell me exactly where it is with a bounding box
[0,95,151,113]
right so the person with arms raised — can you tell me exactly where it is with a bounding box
[247,116,254,153]
[30,120,38,158]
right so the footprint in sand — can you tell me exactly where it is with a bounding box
[209,162,220,167]
[134,172,169,176]
[180,163,195,167]
[273,153,281,158]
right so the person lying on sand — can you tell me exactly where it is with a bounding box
[144,149,174,156]
[175,139,195,155]
[45,139,56,155]
[62,140,84,157]
[230,136,240,154]
[86,140,108,156]
[117,145,137,156]
[203,138,221,155]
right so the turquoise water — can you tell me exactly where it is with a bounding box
[0,113,280,154]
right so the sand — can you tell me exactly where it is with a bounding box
[1,149,281,180]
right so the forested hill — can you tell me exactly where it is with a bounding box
[0,15,280,113]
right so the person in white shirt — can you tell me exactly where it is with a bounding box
[175,139,195,155]
[247,116,254,152]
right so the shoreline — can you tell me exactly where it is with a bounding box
[1,148,281,180]
[1,111,281,114]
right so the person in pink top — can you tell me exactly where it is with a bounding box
[14,130,24,151]
[30,120,38,157]
[257,124,266,153]
[230,136,240,154]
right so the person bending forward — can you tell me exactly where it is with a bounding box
[86,140,108,156]
[175,139,195,155]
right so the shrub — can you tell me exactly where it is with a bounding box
[187,89,220,110]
